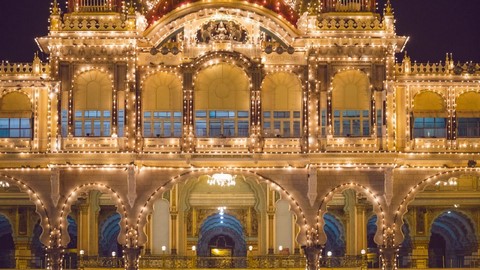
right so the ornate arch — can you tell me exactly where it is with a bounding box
[197,213,247,256]
[261,72,303,111]
[189,51,255,75]
[58,183,129,248]
[144,4,299,47]
[427,210,478,253]
[394,168,480,245]
[135,168,310,246]
[411,90,447,115]
[331,69,371,111]
[73,69,113,112]
[0,174,50,246]
[316,183,386,247]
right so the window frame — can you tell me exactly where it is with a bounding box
[143,111,182,138]
[195,110,249,138]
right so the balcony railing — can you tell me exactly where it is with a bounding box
[75,0,119,12]
[5,254,480,269]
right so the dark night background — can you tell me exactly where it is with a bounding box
[0,0,479,62]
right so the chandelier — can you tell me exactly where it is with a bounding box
[207,173,236,187]
[435,177,458,186]
[0,180,10,191]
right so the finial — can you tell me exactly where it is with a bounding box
[52,0,59,14]
[385,0,393,16]
[128,0,135,14]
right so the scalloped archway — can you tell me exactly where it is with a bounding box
[58,183,129,247]
[0,174,50,245]
[135,169,311,246]
[394,169,480,246]
[316,183,386,247]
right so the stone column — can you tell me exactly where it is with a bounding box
[381,228,398,270]
[381,246,398,270]
[78,191,100,255]
[45,247,64,270]
[124,247,142,270]
[302,245,322,270]
[181,67,195,153]
[248,61,263,153]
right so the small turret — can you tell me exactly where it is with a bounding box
[402,51,411,73]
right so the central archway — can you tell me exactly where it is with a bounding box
[197,213,246,257]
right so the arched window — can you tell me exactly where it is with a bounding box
[74,70,112,137]
[194,63,250,138]
[332,70,371,137]
[261,72,302,138]
[456,92,480,137]
[143,72,183,138]
[412,91,446,138]
[0,92,32,138]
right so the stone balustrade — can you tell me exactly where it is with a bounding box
[0,61,50,76]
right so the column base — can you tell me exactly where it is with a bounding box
[302,245,322,270]
[124,247,142,270]
[46,247,64,270]
[381,246,398,270]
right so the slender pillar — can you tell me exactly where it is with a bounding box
[381,227,397,270]
[78,191,100,255]
[46,247,64,270]
[302,245,322,270]
[124,247,142,270]
[381,246,398,270]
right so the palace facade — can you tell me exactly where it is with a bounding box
[0,0,479,270]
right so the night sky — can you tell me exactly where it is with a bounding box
[0,0,479,63]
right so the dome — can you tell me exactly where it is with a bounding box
[144,0,300,26]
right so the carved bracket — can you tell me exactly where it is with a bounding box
[384,167,393,206]
[127,165,137,207]
[307,166,317,207]
[50,168,60,207]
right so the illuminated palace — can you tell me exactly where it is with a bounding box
[0,0,480,270]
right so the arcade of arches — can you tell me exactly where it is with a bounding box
[1,0,480,270]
